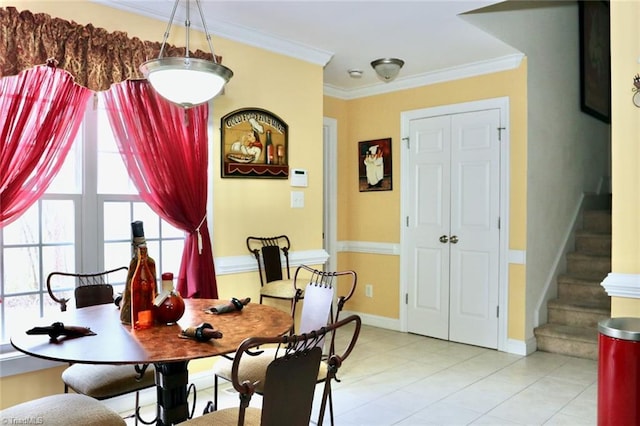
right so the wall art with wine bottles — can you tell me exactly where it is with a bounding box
[221,108,289,178]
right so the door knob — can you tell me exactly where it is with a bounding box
[439,235,449,243]
[450,235,459,244]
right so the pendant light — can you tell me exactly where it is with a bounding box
[140,0,233,108]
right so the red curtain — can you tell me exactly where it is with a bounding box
[102,80,217,299]
[1,64,91,227]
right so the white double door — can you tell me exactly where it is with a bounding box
[405,108,501,349]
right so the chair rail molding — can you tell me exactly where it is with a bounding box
[215,249,329,275]
[601,272,640,298]
[336,241,400,256]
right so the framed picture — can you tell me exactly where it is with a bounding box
[579,0,610,123]
[358,138,392,192]
[220,108,289,178]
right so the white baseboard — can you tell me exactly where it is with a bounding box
[342,310,536,356]
[340,310,401,331]
[506,337,537,356]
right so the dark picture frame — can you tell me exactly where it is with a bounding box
[579,0,611,123]
[220,108,289,178]
[358,138,392,192]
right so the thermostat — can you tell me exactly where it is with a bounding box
[290,169,308,187]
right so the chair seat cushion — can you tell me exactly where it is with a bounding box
[260,279,302,300]
[213,349,327,394]
[62,364,156,399]
[1,394,126,425]
[178,406,261,425]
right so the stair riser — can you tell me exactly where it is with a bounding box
[535,206,611,360]
[567,258,611,279]
[575,235,611,256]
[548,307,610,328]
[583,212,612,233]
[536,334,598,360]
[558,283,609,302]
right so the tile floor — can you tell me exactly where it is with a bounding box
[123,324,598,425]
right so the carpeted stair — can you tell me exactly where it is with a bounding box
[534,208,611,360]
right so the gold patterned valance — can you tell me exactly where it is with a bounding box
[0,6,216,91]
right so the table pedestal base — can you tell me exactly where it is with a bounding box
[155,361,190,425]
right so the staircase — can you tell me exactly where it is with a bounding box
[534,208,611,360]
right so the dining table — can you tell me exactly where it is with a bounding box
[10,298,293,426]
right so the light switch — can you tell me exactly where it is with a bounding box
[291,191,304,208]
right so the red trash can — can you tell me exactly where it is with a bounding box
[597,317,640,426]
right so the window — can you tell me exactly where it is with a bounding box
[0,94,185,343]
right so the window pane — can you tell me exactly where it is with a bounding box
[133,203,160,239]
[46,131,82,194]
[145,241,161,267]
[104,242,133,271]
[42,245,75,276]
[4,295,42,336]
[42,200,75,244]
[3,247,39,294]
[162,219,185,238]
[160,239,184,277]
[104,202,133,241]
[2,204,39,245]
[97,106,136,195]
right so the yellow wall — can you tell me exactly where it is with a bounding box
[0,0,323,409]
[610,0,640,316]
[324,64,528,338]
[0,366,66,408]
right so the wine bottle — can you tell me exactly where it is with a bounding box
[120,221,157,325]
[131,244,156,329]
[265,129,274,165]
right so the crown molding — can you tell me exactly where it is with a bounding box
[324,53,525,100]
[90,1,520,97]
[89,0,333,67]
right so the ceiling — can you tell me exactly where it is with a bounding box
[93,0,522,98]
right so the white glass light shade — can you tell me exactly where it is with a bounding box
[140,57,233,108]
[371,58,404,82]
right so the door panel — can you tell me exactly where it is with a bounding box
[449,110,500,348]
[407,115,450,339]
[407,109,500,349]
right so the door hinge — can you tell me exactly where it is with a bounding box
[496,305,499,318]
[498,217,501,229]
[402,137,410,149]
[405,293,408,304]
[497,127,506,141]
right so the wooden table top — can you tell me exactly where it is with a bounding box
[11,299,293,365]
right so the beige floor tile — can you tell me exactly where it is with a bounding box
[122,325,598,426]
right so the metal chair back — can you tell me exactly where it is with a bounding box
[46,266,128,311]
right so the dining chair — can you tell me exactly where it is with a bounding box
[180,315,362,426]
[210,265,358,425]
[46,267,156,425]
[246,235,302,311]
[0,393,126,425]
